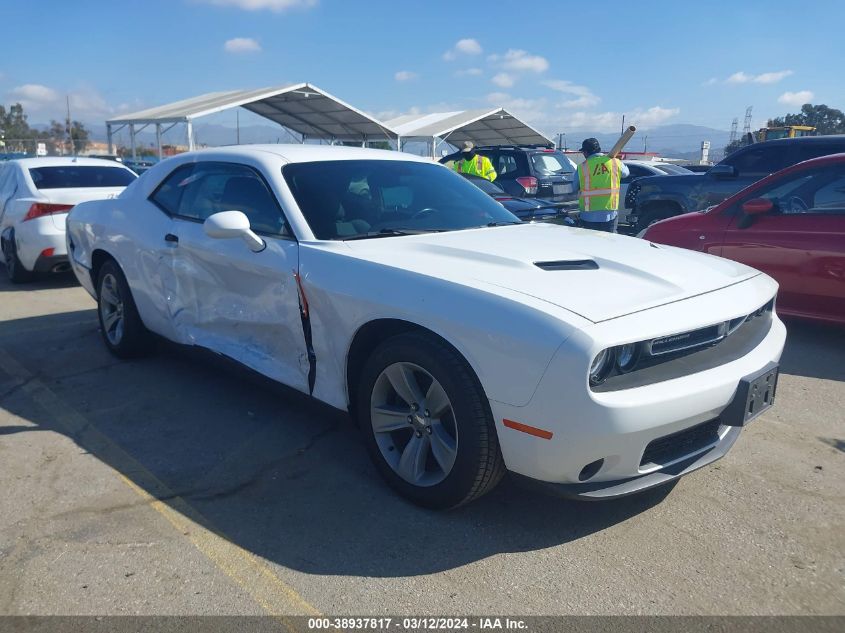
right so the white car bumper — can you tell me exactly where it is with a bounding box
[15,214,69,272]
[490,278,786,498]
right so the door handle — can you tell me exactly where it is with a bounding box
[164,233,179,243]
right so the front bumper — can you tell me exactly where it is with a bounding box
[489,276,786,498]
[524,424,741,500]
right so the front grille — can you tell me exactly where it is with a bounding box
[640,418,722,468]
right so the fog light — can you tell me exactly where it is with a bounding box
[589,349,614,386]
[579,458,604,482]
[616,343,640,372]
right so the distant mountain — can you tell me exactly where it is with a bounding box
[561,124,731,158]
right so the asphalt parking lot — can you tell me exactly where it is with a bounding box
[0,272,843,617]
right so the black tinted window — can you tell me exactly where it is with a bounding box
[793,144,841,164]
[724,147,790,177]
[283,160,519,240]
[150,164,193,215]
[29,166,136,189]
[152,162,287,235]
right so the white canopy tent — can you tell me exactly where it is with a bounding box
[106,83,397,159]
[387,108,553,158]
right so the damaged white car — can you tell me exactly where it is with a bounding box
[66,146,786,509]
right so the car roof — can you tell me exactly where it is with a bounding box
[11,156,134,168]
[176,144,433,165]
[747,135,845,147]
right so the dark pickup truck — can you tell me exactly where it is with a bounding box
[627,136,845,232]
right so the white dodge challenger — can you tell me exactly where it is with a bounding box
[66,145,785,509]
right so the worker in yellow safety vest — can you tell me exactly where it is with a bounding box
[571,137,629,233]
[453,141,497,182]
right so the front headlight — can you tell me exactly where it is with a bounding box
[589,348,615,386]
[616,343,640,373]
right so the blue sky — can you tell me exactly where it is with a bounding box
[3,0,843,139]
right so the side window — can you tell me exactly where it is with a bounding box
[728,147,789,178]
[497,153,518,176]
[150,164,194,215]
[152,162,288,236]
[736,165,845,216]
[810,168,845,214]
[794,144,837,164]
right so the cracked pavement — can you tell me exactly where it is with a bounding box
[0,273,843,616]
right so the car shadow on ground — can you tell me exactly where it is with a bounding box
[0,270,78,293]
[779,318,845,382]
[1,309,840,578]
[0,309,681,579]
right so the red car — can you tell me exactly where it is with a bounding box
[643,153,845,325]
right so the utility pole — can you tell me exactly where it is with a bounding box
[742,106,753,142]
[621,115,626,135]
[236,109,240,144]
[65,95,73,156]
[643,135,648,153]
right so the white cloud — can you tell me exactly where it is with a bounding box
[725,69,793,84]
[726,71,752,84]
[454,67,482,77]
[542,79,600,108]
[6,83,132,122]
[489,49,549,73]
[565,106,680,132]
[491,72,515,88]
[394,70,418,82]
[196,0,317,11]
[224,37,261,53]
[753,70,793,84]
[443,38,482,61]
[9,83,59,103]
[778,90,814,107]
[702,77,718,86]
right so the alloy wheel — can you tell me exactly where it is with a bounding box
[370,362,458,487]
[99,273,125,345]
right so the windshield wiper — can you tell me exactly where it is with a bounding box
[485,220,523,227]
[343,228,441,241]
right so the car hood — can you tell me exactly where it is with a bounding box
[342,223,760,323]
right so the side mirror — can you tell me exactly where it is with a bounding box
[741,198,773,215]
[710,164,737,179]
[737,198,773,229]
[203,210,265,252]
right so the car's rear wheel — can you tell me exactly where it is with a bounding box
[96,260,150,358]
[358,332,505,509]
[4,240,34,284]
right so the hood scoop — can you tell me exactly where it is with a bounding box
[534,259,599,271]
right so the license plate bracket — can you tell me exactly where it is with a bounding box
[722,361,779,427]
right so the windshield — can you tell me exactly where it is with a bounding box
[654,164,693,175]
[530,152,574,175]
[29,166,136,189]
[283,160,520,240]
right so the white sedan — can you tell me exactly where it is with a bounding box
[0,157,137,282]
[66,145,785,509]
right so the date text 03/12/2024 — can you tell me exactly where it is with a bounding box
[307,617,529,631]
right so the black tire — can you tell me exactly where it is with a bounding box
[357,331,505,509]
[96,259,150,358]
[4,240,34,284]
[634,206,677,233]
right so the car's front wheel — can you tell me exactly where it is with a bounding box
[96,259,150,358]
[358,332,505,509]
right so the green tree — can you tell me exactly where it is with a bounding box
[45,119,90,154]
[768,104,845,135]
